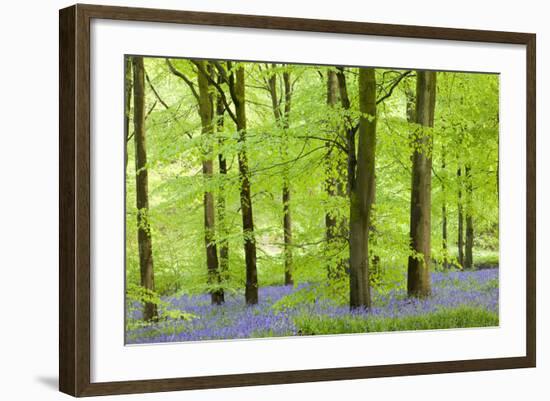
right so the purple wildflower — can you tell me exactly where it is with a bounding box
[126,268,499,344]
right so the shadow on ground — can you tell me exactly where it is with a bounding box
[35,376,58,391]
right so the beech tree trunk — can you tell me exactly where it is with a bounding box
[234,65,259,305]
[281,71,293,285]
[325,70,347,279]
[442,203,449,268]
[349,67,377,309]
[441,156,449,269]
[336,68,356,197]
[132,56,158,321]
[282,183,292,285]
[405,86,416,124]
[215,89,229,275]
[457,167,465,267]
[325,69,339,237]
[196,60,224,305]
[464,165,474,269]
[407,70,437,298]
[267,65,294,285]
[465,215,474,269]
[124,57,132,175]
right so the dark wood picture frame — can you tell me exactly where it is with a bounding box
[59,3,536,397]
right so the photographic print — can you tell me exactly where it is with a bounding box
[124,56,499,345]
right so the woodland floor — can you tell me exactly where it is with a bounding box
[126,268,499,344]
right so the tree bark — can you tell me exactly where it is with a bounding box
[124,57,132,175]
[441,156,449,269]
[407,70,437,298]
[465,215,474,269]
[215,87,229,275]
[282,182,293,285]
[267,65,294,285]
[132,56,158,321]
[234,64,259,305]
[464,165,474,269]
[442,203,448,268]
[196,60,224,305]
[282,71,293,285]
[325,69,339,237]
[349,68,377,309]
[336,69,356,196]
[405,85,416,124]
[325,69,347,279]
[457,167,465,267]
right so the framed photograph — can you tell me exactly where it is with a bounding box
[59,4,536,397]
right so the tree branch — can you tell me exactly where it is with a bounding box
[192,60,238,125]
[211,61,239,108]
[126,100,157,143]
[145,72,170,109]
[376,71,412,104]
[165,59,200,102]
[297,135,348,154]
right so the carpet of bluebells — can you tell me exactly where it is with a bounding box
[126,268,498,344]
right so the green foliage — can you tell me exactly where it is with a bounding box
[271,281,347,313]
[294,306,499,335]
[125,283,197,332]
[126,58,499,312]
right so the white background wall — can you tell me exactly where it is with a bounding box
[0,0,545,400]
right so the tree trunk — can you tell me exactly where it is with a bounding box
[282,182,293,285]
[267,65,294,285]
[407,70,437,298]
[132,56,158,321]
[325,69,339,239]
[349,67,377,309]
[336,69,356,196]
[465,215,474,269]
[405,86,416,124]
[282,71,293,285]
[234,65,259,305]
[325,69,347,279]
[464,165,474,269]
[457,167,465,267]
[441,156,449,269]
[196,60,224,305]
[124,57,132,175]
[369,186,381,284]
[215,88,229,275]
[442,203,448,268]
